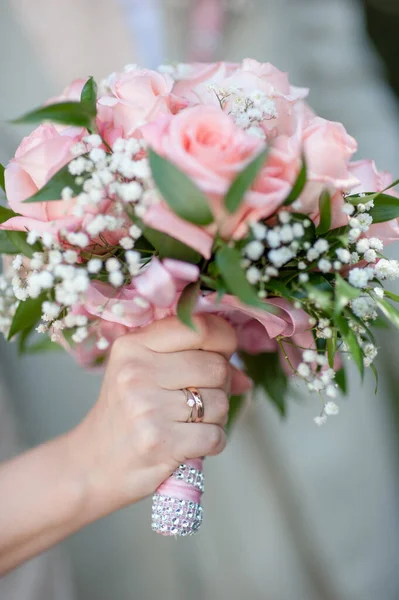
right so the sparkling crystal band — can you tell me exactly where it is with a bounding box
[151,494,203,536]
[173,463,204,492]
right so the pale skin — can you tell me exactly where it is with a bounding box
[0,315,251,575]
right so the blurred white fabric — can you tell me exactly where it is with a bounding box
[1,1,399,599]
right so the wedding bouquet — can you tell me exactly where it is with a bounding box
[1,59,399,536]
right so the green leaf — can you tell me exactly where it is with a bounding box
[24,337,64,355]
[334,274,361,315]
[370,364,379,395]
[176,281,200,331]
[368,195,399,223]
[374,297,399,329]
[0,163,5,193]
[306,284,332,312]
[240,351,287,416]
[335,366,347,395]
[11,102,94,129]
[372,315,390,329]
[346,178,399,205]
[226,394,246,433]
[80,77,97,114]
[327,333,336,368]
[5,231,37,258]
[383,290,399,303]
[18,325,35,355]
[141,225,201,263]
[0,231,18,253]
[216,245,276,312]
[335,314,364,379]
[149,149,213,225]
[8,294,45,341]
[283,157,307,206]
[24,160,84,203]
[316,190,332,234]
[225,148,268,213]
[0,205,17,224]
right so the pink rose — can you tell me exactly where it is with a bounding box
[1,123,85,235]
[85,258,200,328]
[98,68,186,137]
[141,105,266,255]
[175,59,308,138]
[300,117,360,225]
[349,160,399,243]
[197,294,310,354]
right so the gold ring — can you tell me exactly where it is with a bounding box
[183,388,196,423]
[187,387,204,423]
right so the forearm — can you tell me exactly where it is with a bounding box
[0,430,92,575]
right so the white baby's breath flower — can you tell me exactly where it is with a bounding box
[368,237,384,251]
[12,255,23,270]
[324,401,339,415]
[268,247,294,268]
[250,222,267,240]
[335,249,352,267]
[364,249,377,263]
[279,211,291,224]
[342,203,355,215]
[348,268,370,288]
[299,273,309,283]
[297,363,311,378]
[279,224,294,243]
[318,259,331,273]
[64,250,78,265]
[356,238,370,254]
[314,415,328,426]
[357,213,373,232]
[245,240,264,261]
[109,271,124,287]
[348,228,361,242]
[119,236,134,250]
[373,287,384,299]
[97,337,110,350]
[106,258,121,272]
[111,303,125,317]
[67,232,89,248]
[375,259,399,280]
[303,350,317,363]
[266,230,281,248]
[314,239,329,253]
[246,266,260,285]
[306,248,319,262]
[128,225,142,239]
[87,258,102,274]
[292,223,304,238]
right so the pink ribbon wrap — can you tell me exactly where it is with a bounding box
[152,458,204,536]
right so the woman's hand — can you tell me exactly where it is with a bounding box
[0,314,251,575]
[73,314,252,517]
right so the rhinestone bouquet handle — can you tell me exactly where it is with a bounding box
[151,458,204,536]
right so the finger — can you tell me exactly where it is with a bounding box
[171,422,226,460]
[134,315,238,358]
[161,388,229,426]
[230,366,252,395]
[153,350,229,390]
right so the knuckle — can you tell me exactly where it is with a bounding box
[115,361,147,392]
[214,389,230,419]
[211,354,229,386]
[137,419,163,456]
[207,425,226,455]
